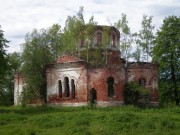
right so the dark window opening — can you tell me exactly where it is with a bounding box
[139,78,146,87]
[153,78,158,91]
[107,77,114,97]
[90,88,97,104]
[112,34,115,46]
[64,77,70,97]
[97,32,102,45]
[71,79,76,99]
[58,80,62,98]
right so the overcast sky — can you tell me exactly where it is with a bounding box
[1,0,180,53]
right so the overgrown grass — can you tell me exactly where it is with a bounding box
[0,105,179,135]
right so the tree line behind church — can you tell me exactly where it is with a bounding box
[0,7,179,106]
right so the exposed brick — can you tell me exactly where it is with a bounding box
[14,25,159,106]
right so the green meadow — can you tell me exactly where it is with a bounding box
[0,105,179,135]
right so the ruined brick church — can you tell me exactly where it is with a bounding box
[14,25,158,106]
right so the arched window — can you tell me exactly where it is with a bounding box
[97,32,102,45]
[58,80,62,98]
[71,79,76,99]
[139,78,146,87]
[112,34,116,46]
[64,77,70,97]
[107,77,114,97]
[153,77,158,91]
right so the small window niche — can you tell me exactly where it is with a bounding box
[107,77,114,97]
[139,78,146,87]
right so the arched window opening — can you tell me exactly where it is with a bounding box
[90,88,97,104]
[58,80,62,98]
[64,77,70,97]
[112,34,116,46]
[71,79,76,99]
[153,78,158,91]
[139,78,146,87]
[97,32,102,45]
[107,77,114,97]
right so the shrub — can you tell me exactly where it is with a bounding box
[124,81,150,106]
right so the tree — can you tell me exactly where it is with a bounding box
[21,24,62,103]
[62,7,86,55]
[136,15,155,62]
[47,24,62,59]
[153,16,180,105]
[62,6,96,57]
[1,52,22,106]
[62,6,106,68]
[0,26,11,106]
[124,81,150,106]
[0,25,9,83]
[132,45,141,62]
[115,14,132,64]
[132,33,142,62]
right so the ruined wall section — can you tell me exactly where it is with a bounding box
[14,74,24,105]
[46,60,88,106]
[127,62,159,102]
[88,56,125,106]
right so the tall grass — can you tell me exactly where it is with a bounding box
[0,105,179,135]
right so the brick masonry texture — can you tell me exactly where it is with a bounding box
[14,25,158,106]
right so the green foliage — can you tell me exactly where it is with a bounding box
[0,27,22,106]
[0,52,22,106]
[81,48,105,68]
[132,43,141,62]
[0,26,9,81]
[62,6,96,56]
[0,26,9,101]
[0,106,179,135]
[124,81,150,106]
[21,24,62,103]
[134,15,155,62]
[153,16,180,105]
[19,7,98,104]
[115,13,132,62]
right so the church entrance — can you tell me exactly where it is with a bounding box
[90,88,97,104]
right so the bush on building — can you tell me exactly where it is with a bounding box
[80,48,106,68]
[124,81,150,106]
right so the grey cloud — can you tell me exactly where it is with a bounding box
[149,5,180,17]
[1,0,179,53]
[92,11,103,14]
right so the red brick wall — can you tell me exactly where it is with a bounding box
[88,66,125,102]
[127,63,159,102]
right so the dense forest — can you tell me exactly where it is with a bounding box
[0,7,179,106]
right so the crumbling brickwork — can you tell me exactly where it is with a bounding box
[14,25,159,106]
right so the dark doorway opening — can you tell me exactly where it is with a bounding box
[90,88,97,104]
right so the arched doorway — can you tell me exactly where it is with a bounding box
[90,88,97,104]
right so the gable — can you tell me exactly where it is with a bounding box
[56,54,85,63]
